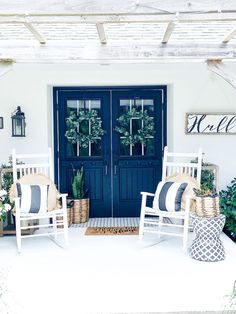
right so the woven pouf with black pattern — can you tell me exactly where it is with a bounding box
[189,214,226,262]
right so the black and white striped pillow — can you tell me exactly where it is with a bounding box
[16,183,49,213]
[153,181,188,212]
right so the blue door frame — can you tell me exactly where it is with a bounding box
[53,86,167,217]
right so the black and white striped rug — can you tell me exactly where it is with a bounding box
[71,217,140,228]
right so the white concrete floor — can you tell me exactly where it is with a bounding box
[0,228,236,314]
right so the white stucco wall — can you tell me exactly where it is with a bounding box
[0,62,236,190]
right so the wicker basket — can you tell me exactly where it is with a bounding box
[195,196,220,218]
[73,198,89,224]
[57,206,73,228]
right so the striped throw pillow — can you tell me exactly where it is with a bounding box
[153,181,188,212]
[16,183,49,213]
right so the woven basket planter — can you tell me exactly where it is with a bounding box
[73,198,89,224]
[57,206,73,228]
[195,196,220,218]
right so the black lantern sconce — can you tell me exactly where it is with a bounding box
[11,106,26,137]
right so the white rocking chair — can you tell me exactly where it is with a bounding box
[139,146,202,251]
[12,148,69,253]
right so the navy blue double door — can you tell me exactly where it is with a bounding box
[54,86,166,217]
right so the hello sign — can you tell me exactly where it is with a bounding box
[186,113,236,135]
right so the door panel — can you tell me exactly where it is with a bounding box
[57,90,111,217]
[112,90,164,217]
[54,87,166,218]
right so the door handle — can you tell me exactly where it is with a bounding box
[114,165,117,175]
[104,162,108,175]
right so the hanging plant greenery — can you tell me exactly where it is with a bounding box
[115,108,155,146]
[65,110,105,148]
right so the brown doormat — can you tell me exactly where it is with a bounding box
[85,226,139,236]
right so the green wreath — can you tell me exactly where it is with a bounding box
[115,108,154,146]
[65,110,105,148]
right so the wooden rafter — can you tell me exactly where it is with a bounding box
[96,23,107,44]
[23,22,46,44]
[222,27,236,44]
[162,21,176,44]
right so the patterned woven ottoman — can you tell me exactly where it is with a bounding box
[189,214,226,262]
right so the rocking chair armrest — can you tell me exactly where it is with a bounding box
[140,192,155,208]
[140,192,155,197]
[58,193,68,199]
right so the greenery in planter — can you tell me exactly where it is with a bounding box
[220,178,236,242]
[192,162,219,218]
[0,190,11,222]
[0,157,25,224]
[71,166,88,200]
[1,157,15,214]
[193,187,218,197]
[191,159,215,191]
[200,163,215,192]
[71,166,90,224]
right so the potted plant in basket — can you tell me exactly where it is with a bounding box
[71,166,89,224]
[193,187,220,218]
[0,190,12,235]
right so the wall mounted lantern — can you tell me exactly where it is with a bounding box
[11,106,26,137]
[0,117,3,129]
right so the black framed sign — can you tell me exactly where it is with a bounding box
[186,113,236,134]
[0,117,3,129]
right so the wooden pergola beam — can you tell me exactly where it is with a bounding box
[0,11,236,24]
[162,21,176,44]
[96,23,107,44]
[23,22,46,44]
[1,43,236,63]
[222,27,236,43]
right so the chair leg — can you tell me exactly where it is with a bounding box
[15,214,21,253]
[183,199,191,252]
[158,215,163,239]
[139,215,144,241]
[139,193,148,241]
[183,216,190,252]
[63,211,69,247]
[183,234,187,252]
[52,214,58,241]
[139,208,145,241]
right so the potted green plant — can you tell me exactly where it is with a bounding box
[220,178,236,243]
[0,189,12,236]
[71,166,89,224]
[193,187,220,218]
[191,159,216,191]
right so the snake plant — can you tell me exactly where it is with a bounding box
[72,166,85,199]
